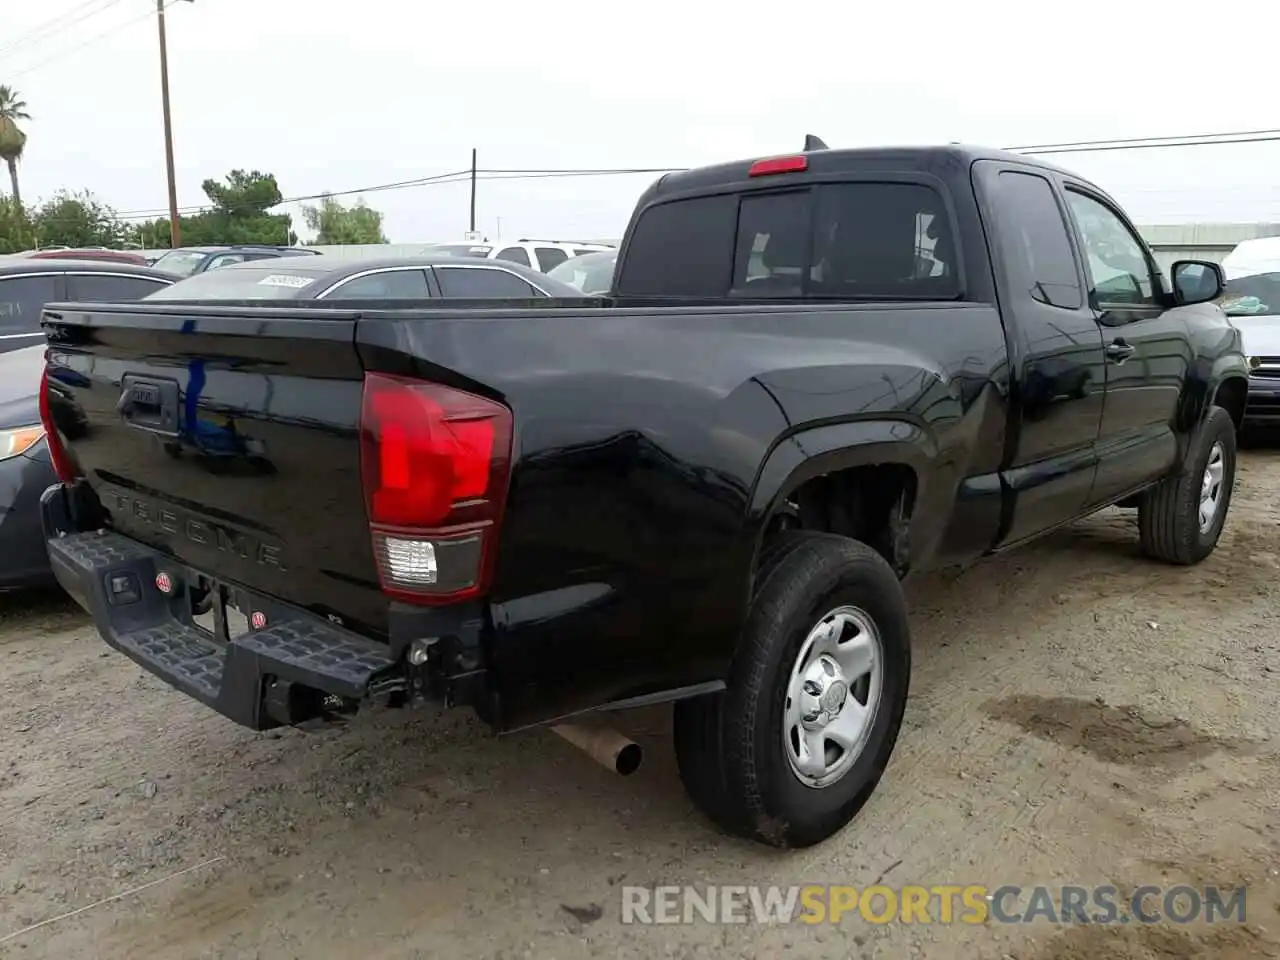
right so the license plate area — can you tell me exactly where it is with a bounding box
[188,575,251,643]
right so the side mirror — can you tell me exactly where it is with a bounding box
[1171,260,1225,306]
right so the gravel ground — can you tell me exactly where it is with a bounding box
[2,448,1279,959]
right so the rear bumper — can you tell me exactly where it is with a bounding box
[1244,378,1280,424]
[42,483,406,730]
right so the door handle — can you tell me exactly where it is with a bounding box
[1105,339,1135,363]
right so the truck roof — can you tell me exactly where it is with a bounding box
[649,144,1076,198]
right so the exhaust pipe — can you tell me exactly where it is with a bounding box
[551,723,643,776]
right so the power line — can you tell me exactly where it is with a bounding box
[1005,128,1280,152]
[104,167,665,220]
[0,0,121,60]
[1011,133,1280,155]
[8,0,173,82]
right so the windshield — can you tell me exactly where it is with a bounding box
[144,266,330,300]
[547,252,617,294]
[1220,272,1280,317]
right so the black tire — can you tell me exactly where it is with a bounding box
[1138,405,1237,565]
[673,532,911,848]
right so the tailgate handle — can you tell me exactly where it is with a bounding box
[118,375,180,436]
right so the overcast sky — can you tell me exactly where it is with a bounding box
[7,0,1280,244]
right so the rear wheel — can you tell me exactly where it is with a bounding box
[1138,405,1236,565]
[673,532,910,848]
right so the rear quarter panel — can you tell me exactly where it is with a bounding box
[357,299,1009,728]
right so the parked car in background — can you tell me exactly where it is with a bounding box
[151,244,321,278]
[21,248,149,266]
[2,259,175,589]
[547,250,617,294]
[0,258,175,354]
[1219,238,1280,427]
[0,345,60,590]
[424,239,613,273]
[143,254,587,301]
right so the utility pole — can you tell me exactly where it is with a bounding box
[156,0,190,248]
[469,148,477,236]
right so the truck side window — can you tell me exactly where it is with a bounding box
[615,194,738,297]
[995,172,1082,310]
[1065,190,1157,309]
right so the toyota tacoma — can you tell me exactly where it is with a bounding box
[37,143,1248,847]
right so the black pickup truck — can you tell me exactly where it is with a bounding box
[37,144,1248,848]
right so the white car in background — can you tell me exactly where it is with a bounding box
[425,239,613,274]
[547,250,617,295]
[1220,237,1280,427]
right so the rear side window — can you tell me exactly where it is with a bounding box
[323,269,431,300]
[616,194,738,296]
[535,247,568,271]
[434,266,538,298]
[0,275,60,334]
[618,184,957,299]
[495,246,531,267]
[66,274,172,302]
[732,191,812,296]
[994,172,1082,310]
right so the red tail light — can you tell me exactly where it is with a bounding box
[359,372,513,606]
[748,155,809,177]
[38,366,79,484]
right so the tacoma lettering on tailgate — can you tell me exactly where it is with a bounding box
[99,486,286,571]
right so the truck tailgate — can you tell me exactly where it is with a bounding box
[42,304,388,635]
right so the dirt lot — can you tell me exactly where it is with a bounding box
[2,450,1279,960]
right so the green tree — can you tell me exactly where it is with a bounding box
[32,190,124,248]
[126,169,296,248]
[301,194,388,244]
[0,85,31,205]
[0,195,36,253]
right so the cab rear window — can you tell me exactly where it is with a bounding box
[616,182,959,300]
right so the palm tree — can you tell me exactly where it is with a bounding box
[0,86,31,206]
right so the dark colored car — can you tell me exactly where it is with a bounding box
[37,143,1247,848]
[143,254,588,301]
[150,245,322,279]
[0,258,175,354]
[23,248,150,266]
[0,345,58,589]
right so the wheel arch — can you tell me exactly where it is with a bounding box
[747,419,938,581]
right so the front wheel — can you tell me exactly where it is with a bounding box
[673,532,911,848]
[1138,405,1237,565]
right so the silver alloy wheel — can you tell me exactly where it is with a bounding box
[1198,441,1226,533]
[783,605,884,789]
